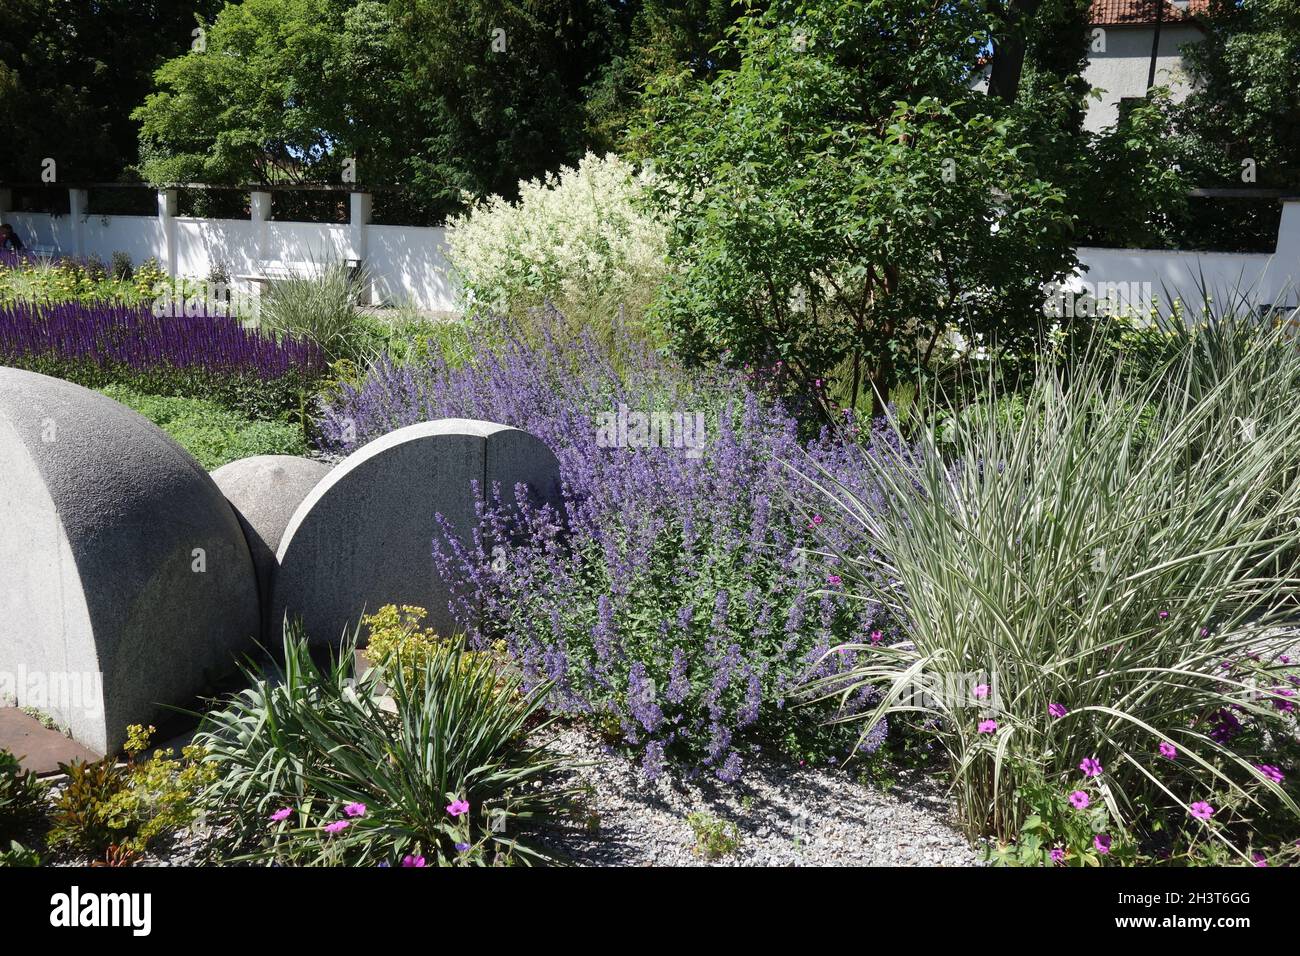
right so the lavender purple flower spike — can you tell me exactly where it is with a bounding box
[317,317,903,781]
[0,300,326,381]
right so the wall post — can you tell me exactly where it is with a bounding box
[68,188,88,259]
[349,191,374,304]
[157,189,178,278]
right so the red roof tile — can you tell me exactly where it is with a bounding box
[1089,0,1211,25]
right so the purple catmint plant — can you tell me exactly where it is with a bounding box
[317,316,903,780]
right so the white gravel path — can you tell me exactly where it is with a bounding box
[524,724,979,867]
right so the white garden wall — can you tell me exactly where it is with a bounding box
[2,188,1298,319]
[1074,201,1300,315]
[0,188,458,313]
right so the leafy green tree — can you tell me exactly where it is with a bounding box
[1179,0,1300,192]
[642,0,1078,415]
[391,0,620,215]
[0,0,221,183]
[134,0,619,221]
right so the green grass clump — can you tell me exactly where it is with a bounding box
[99,385,308,469]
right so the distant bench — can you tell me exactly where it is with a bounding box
[235,257,363,292]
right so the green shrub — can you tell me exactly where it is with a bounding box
[48,757,131,857]
[444,152,668,335]
[195,622,578,866]
[100,385,308,469]
[110,250,134,282]
[0,749,47,841]
[0,840,41,867]
[48,726,213,862]
[801,314,1300,863]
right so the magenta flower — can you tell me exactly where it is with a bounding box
[977,719,998,734]
[1281,655,1292,665]
[1050,848,1065,863]
[1079,757,1103,778]
[973,684,989,700]
[810,514,823,526]
[270,807,292,822]
[1048,702,1067,719]
[869,630,883,645]
[401,855,426,867]
[1159,741,1177,760]
[1256,764,1284,784]
[826,574,842,586]
[1157,610,1169,621]
[1094,834,1111,855]
[1069,790,1090,810]
[446,799,470,817]
[344,802,367,818]
[1252,853,1268,867]
[324,820,350,834]
[1189,801,1215,821]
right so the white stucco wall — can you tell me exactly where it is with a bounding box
[3,208,458,312]
[6,193,1299,321]
[1083,23,1204,133]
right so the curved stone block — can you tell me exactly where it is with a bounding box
[272,419,561,644]
[0,367,260,754]
[210,455,330,628]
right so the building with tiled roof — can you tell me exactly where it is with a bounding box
[1090,0,1211,27]
[1081,0,1209,132]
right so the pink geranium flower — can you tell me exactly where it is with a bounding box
[401,855,426,867]
[270,807,292,822]
[1189,801,1215,821]
[977,719,997,734]
[344,802,367,818]
[1048,702,1067,719]
[1079,757,1103,778]
[1069,790,1090,810]
[1050,848,1065,863]
[1094,834,1111,854]
[869,630,883,645]
[1159,741,1177,760]
[973,684,990,700]
[826,574,842,586]
[446,799,470,817]
[324,820,350,834]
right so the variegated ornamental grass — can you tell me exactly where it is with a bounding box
[799,316,1300,858]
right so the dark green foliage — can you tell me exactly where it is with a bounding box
[641,0,1078,415]
[0,0,223,183]
[0,749,47,841]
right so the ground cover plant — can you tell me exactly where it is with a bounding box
[194,621,577,866]
[317,314,905,781]
[100,385,309,469]
[0,250,168,307]
[801,314,1300,865]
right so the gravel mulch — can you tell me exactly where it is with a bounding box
[523,724,979,867]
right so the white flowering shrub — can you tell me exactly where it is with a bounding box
[444,152,668,325]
